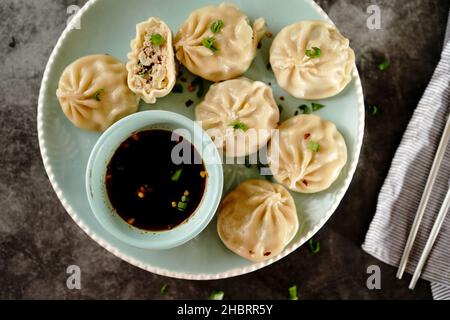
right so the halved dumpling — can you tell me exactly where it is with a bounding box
[127,17,176,103]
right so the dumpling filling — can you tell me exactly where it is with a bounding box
[132,28,169,93]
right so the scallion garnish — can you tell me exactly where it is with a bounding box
[210,20,224,33]
[160,284,168,295]
[150,33,165,46]
[171,168,183,182]
[177,202,187,211]
[311,102,325,112]
[92,89,105,101]
[307,140,320,152]
[209,290,224,300]
[369,105,379,115]
[305,46,321,58]
[288,285,298,300]
[378,59,390,71]
[308,238,320,253]
[230,121,249,132]
[202,37,219,52]
[298,104,310,114]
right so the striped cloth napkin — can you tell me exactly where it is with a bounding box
[362,12,450,300]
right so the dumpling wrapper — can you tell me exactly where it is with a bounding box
[270,21,355,100]
[56,54,139,132]
[174,3,265,82]
[127,17,176,103]
[195,77,279,157]
[217,179,299,262]
[268,115,347,193]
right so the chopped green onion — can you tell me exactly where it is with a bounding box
[92,89,105,101]
[311,102,325,112]
[307,140,320,152]
[202,37,219,52]
[181,195,189,202]
[191,76,205,98]
[230,121,249,132]
[171,168,183,182]
[378,59,390,71]
[150,33,165,46]
[298,104,310,114]
[288,285,298,300]
[160,284,168,295]
[308,238,320,253]
[369,105,379,115]
[209,290,224,300]
[305,47,321,58]
[177,202,188,211]
[210,20,224,33]
[173,84,183,93]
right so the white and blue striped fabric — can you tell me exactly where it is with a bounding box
[362,11,450,300]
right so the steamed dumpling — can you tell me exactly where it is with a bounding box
[270,21,355,99]
[127,17,176,103]
[56,54,139,132]
[174,3,265,82]
[268,115,347,193]
[217,179,299,262]
[195,78,279,157]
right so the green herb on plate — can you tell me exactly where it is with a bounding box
[305,47,321,58]
[308,238,320,253]
[307,140,320,152]
[230,121,249,132]
[311,102,325,112]
[288,285,298,300]
[92,89,105,101]
[298,104,310,114]
[209,290,224,300]
[150,33,165,46]
[210,20,224,33]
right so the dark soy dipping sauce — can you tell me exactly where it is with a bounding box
[105,129,206,231]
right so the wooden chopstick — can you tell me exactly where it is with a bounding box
[409,188,450,289]
[396,114,450,280]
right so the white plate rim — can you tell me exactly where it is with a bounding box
[37,0,365,280]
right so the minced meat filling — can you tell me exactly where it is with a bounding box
[133,28,169,93]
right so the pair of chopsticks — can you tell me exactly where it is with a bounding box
[397,114,450,289]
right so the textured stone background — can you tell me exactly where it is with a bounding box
[0,0,449,299]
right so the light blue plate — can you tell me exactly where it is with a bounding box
[38,0,364,279]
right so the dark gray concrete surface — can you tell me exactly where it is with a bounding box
[0,0,449,299]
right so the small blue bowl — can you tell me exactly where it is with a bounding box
[86,111,223,250]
